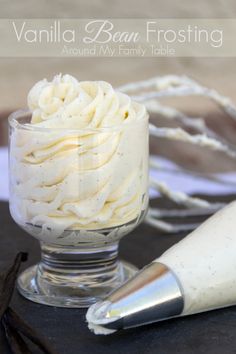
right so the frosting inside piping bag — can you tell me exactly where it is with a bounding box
[158,201,236,316]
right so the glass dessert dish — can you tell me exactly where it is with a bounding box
[8,77,149,308]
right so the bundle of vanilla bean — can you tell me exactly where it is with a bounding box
[0,253,57,354]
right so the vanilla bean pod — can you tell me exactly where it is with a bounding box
[2,313,32,354]
[0,252,58,354]
[0,252,28,319]
[5,308,58,354]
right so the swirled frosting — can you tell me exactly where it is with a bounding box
[27,74,145,128]
[10,74,148,243]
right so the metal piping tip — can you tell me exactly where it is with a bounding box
[86,262,184,334]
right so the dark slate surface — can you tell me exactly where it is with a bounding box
[1,196,236,354]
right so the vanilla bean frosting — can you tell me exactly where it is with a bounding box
[9,74,148,243]
[158,201,236,315]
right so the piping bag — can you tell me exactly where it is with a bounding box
[86,201,236,334]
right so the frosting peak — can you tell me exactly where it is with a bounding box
[27,74,146,129]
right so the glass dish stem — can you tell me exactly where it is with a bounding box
[17,241,137,308]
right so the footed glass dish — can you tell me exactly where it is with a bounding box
[8,109,149,307]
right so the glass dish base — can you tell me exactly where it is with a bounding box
[17,259,137,308]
